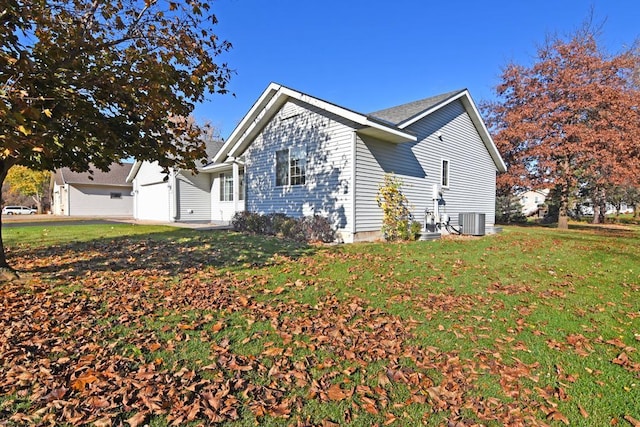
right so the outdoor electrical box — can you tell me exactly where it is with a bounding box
[458,213,486,236]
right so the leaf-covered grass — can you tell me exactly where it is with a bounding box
[1,224,639,426]
[3,223,177,249]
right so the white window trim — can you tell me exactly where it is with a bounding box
[276,147,306,187]
[441,158,450,188]
[219,173,233,202]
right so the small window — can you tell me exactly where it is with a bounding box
[276,147,306,187]
[239,172,245,201]
[110,192,122,199]
[441,159,450,188]
[220,173,233,202]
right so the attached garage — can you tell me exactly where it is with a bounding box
[136,181,171,222]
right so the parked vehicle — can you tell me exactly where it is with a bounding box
[2,206,37,215]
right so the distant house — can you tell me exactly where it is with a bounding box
[52,163,134,216]
[519,189,550,217]
[129,82,507,241]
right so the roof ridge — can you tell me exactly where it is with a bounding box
[368,89,466,125]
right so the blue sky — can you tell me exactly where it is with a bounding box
[194,0,639,138]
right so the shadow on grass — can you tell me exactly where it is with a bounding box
[503,221,639,237]
[501,222,639,265]
[9,228,314,277]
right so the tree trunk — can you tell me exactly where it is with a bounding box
[592,204,601,224]
[591,187,607,224]
[558,190,569,229]
[33,195,42,214]
[0,159,20,280]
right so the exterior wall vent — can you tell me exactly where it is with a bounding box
[458,212,486,236]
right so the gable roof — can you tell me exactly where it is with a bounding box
[211,82,506,173]
[55,163,133,187]
[211,83,418,165]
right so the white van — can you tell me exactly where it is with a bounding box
[2,206,37,215]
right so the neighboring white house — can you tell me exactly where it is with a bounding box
[52,163,134,216]
[519,189,550,217]
[129,82,507,242]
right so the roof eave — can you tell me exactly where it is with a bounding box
[125,161,142,183]
[213,83,282,163]
[358,121,416,143]
[200,161,236,172]
[458,92,507,173]
[222,83,416,160]
[399,90,507,173]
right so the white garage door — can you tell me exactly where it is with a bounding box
[136,182,170,221]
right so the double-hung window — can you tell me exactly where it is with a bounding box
[220,173,233,201]
[276,147,306,186]
[219,171,245,201]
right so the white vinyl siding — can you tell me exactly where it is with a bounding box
[243,99,354,234]
[66,184,133,216]
[176,172,211,222]
[355,99,497,232]
[276,147,306,186]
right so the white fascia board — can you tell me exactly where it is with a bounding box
[399,90,507,173]
[125,160,142,183]
[223,84,415,160]
[226,90,288,158]
[200,162,235,173]
[360,119,417,143]
[281,87,415,142]
[397,91,468,129]
[459,92,507,173]
[212,83,282,164]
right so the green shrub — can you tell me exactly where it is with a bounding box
[376,173,413,241]
[409,220,422,240]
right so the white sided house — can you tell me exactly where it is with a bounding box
[519,189,550,217]
[52,163,134,216]
[130,83,506,242]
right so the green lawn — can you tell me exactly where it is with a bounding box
[0,223,638,426]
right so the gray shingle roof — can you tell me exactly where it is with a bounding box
[368,89,465,125]
[205,139,225,161]
[55,163,134,186]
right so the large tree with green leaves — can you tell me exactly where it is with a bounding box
[483,25,640,228]
[5,165,50,212]
[0,0,232,274]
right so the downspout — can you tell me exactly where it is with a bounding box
[170,168,178,222]
[350,131,357,242]
[65,184,70,216]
